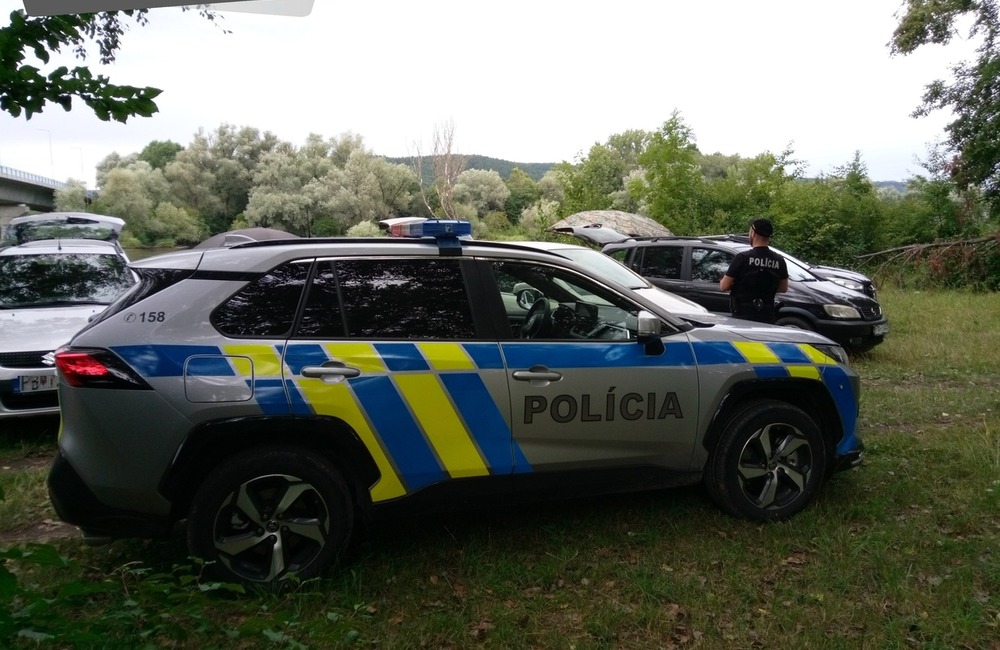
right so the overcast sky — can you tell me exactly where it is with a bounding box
[0,0,979,188]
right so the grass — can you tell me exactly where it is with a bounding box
[2,288,1000,648]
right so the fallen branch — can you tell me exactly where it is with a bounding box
[857,235,999,260]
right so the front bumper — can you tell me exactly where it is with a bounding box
[47,452,174,540]
[813,318,889,351]
[833,442,865,472]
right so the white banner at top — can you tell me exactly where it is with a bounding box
[22,0,313,16]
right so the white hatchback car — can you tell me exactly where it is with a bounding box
[0,214,135,419]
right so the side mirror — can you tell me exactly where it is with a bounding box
[637,310,666,356]
[636,310,661,338]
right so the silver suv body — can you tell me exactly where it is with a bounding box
[48,223,864,584]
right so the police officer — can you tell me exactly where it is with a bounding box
[719,218,789,324]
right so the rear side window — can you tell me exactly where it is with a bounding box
[213,261,310,337]
[640,246,684,280]
[338,258,474,339]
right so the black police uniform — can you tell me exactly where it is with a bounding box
[725,246,788,324]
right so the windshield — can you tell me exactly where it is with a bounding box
[553,247,649,289]
[0,253,135,307]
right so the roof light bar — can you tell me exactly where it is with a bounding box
[387,219,472,238]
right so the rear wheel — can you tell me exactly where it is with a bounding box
[187,447,354,585]
[705,400,827,521]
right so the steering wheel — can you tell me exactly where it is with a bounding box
[521,298,553,339]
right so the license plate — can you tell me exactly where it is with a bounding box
[15,374,58,393]
[873,323,889,336]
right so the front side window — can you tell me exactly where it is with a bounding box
[691,247,732,283]
[0,253,134,307]
[491,260,646,340]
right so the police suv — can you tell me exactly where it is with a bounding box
[48,221,865,585]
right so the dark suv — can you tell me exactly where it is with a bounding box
[598,236,888,353]
[701,234,878,300]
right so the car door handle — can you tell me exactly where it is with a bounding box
[301,362,361,382]
[512,366,563,384]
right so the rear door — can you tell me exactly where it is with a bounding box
[283,256,518,504]
[633,245,691,298]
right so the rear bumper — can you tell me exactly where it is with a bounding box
[0,377,60,418]
[47,452,173,540]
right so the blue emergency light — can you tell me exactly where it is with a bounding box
[386,219,471,256]
[388,219,472,238]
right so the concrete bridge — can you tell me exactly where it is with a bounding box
[0,166,98,231]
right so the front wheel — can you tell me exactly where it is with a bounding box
[776,316,812,330]
[187,447,354,585]
[705,400,827,521]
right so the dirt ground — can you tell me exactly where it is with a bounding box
[0,453,79,545]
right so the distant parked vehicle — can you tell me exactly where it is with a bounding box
[556,225,888,353]
[0,214,135,419]
[700,234,878,299]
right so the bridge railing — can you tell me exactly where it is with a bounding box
[0,166,69,189]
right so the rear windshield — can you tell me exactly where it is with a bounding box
[0,253,135,307]
[4,217,120,245]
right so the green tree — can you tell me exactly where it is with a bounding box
[94,151,138,188]
[324,151,418,233]
[537,170,565,204]
[92,166,152,240]
[245,138,338,236]
[138,140,183,170]
[54,179,88,211]
[635,111,706,234]
[453,169,510,218]
[503,168,540,223]
[704,148,799,233]
[556,144,626,215]
[1,8,223,122]
[891,0,1000,214]
[145,202,203,247]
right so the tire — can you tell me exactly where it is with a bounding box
[704,400,827,521]
[776,316,813,330]
[187,446,354,585]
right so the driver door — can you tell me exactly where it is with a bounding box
[481,259,701,475]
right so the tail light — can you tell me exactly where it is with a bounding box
[55,348,151,390]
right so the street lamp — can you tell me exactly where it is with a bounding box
[69,146,85,181]
[34,128,53,165]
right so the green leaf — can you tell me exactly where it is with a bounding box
[0,566,17,602]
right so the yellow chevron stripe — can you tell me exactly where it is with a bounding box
[733,341,781,365]
[787,365,822,380]
[222,344,282,376]
[417,342,475,370]
[323,342,387,374]
[393,374,489,479]
[298,380,406,502]
[799,344,836,365]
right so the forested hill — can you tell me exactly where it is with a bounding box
[384,155,555,183]
[385,155,909,188]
